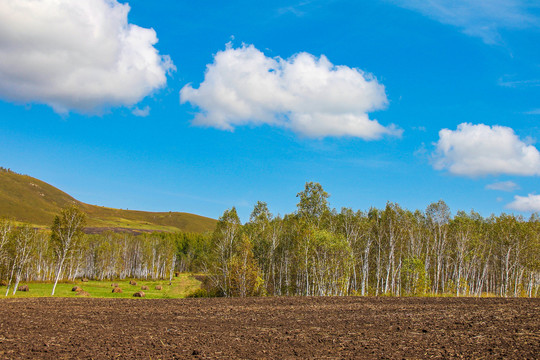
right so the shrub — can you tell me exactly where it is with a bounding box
[185,288,209,298]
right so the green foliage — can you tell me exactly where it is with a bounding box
[402,257,430,296]
[50,206,87,295]
[296,182,330,226]
[201,183,539,298]
[172,232,212,272]
[51,205,86,257]
[227,234,264,297]
[185,288,210,298]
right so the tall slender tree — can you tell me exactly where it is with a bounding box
[296,182,330,227]
[207,207,242,297]
[50,206,86,296]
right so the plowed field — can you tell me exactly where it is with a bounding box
[0,297,538,359]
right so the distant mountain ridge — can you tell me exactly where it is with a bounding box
[0,168,216,233]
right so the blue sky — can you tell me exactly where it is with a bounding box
[1,0,540,221]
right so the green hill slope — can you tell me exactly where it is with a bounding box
[0,168,216,233]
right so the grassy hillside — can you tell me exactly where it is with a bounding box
[0,168,216,233]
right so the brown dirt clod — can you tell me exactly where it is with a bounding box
[141,286,149,291]
[111,283,119,287]
[72,286,83,292]
[17,285,29,292]
[155,285,162,290]
[112,287,123,293]
[129,280,137,286]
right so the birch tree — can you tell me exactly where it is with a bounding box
[50,206,86,296]
[10,226,37,295]
[207,207,242,297]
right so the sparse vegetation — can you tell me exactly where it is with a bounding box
[0,168,216,233]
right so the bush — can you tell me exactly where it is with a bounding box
[185,288,209,298]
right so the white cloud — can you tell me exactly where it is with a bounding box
[277,0,335,17]
[485,180,520,191]
[132,106,151,117]
[180,44,400,139]
[0,0,174,114]
[391,0,540,44]
[499,78,540,88]
[507,193,540,212]
[278,1,314,17]
[433,123,540,177]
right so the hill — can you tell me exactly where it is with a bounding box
[0,168,217,233]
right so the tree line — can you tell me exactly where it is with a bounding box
[0,182,539,298]
[0,206,193,295]
[204,182,539,298]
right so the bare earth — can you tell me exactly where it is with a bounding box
[0,297,538,359]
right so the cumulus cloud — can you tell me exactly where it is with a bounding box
[507,193,540,212]
[433,123,540,177]
[0,0,175,114]
[485,181,520,192]
[391,0,539,44]
[180,44,400,139]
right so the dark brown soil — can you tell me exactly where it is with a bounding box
[0,297,538,359]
